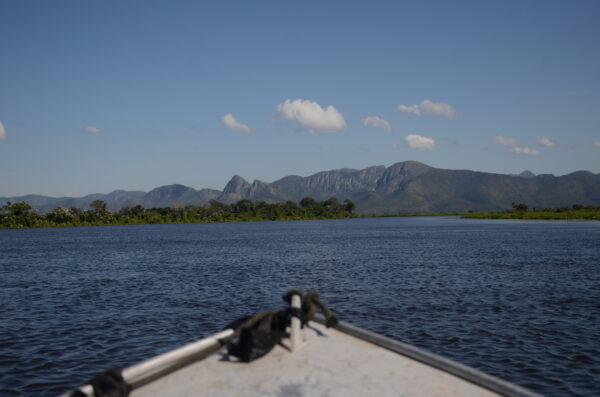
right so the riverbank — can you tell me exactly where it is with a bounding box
[3,199,600,230]
[0,198,355,229]
[363,208,600,220]
[463,208,600,220]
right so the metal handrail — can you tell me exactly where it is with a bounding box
[63,328,234,397]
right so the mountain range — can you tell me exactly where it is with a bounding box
[2,161,600,214]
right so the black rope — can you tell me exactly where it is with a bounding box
[289,307,302,319]
[283,289,339,328]
[70,366,131,397]
[225,289,338,363]
[225,309,289,362]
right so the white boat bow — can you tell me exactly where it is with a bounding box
[64,291,541,397]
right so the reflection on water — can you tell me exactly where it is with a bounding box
[1,217,599,396]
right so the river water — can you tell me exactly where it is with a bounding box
[1,217,599,396]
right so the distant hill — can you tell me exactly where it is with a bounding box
[2,161,600,214]
[515,170,536,178]
[0,191,147,213]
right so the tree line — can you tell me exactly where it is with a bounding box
[0,197,357,229]
[463,203,600,220]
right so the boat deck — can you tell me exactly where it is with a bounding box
[132,321,499,397]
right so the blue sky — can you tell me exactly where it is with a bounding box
[1,0,599,197]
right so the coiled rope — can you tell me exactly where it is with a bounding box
[225,289,338,362]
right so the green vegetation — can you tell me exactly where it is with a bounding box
[4,199,599,229]
[0,198,356,229]
[463,203,600,220]
[359,212,464,218]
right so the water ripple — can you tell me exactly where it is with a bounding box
[1,218,599,396]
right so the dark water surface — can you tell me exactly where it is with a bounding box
[1,217,599,396]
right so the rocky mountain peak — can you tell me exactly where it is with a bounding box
[518,170,536,178]
[395,160,432,174]
[222,175,251,195]
[376,161,432,192]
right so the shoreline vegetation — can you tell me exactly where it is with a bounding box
[0,198,356,229]
[463,203,600,220]
[1,200,599,230]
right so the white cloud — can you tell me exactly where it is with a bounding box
[495,136,540,155]
[593,141,600,147]
[405,134,435,150]
[510,146,540,156]
[420,100,457,119]
[221,114,253,134]
[495,135,518,146]
[397,104,421,116]
[84,125,101,135]
[0,121,6,140]
[397,100,457,119]
[537,136,556,147]
[361,116,391,132]
[277,99,346,134]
